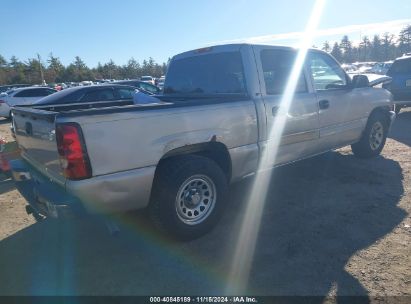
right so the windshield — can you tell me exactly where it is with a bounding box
[164,51,246,95]
[4,89,15,95]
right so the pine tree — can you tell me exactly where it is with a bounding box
[359,36,371,61]
[322,41,331,53]
[370,35,382,62]
[331,42,343,62]
[382,33,394,60]
[0,55,7,67]
[340,35,354,63]
[398,25,411,55]
[46,53,65,83]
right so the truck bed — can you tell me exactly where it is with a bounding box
[11,94,253,181]
[13,94,249,117]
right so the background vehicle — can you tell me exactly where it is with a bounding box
[157,76,165,91]
[0,84,31,94]
[80,81,94,86]
[370,61,393,75]
[352,62,376,73]
[114,80,160,95]
[384,55,411,113]
[33,84,137,105]
[0,87,56,117]
[140,75,155,85]
[10,44,394,240]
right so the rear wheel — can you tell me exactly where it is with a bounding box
[351,112,389,158]
[149,155,228,240]
[395,105,402,114]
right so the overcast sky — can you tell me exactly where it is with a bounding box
[1,0,411,66]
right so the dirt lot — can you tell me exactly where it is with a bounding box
[0,111,410,299]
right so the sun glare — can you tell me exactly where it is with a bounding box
[226,0,327,294]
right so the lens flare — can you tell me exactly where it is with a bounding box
[226,0,327,294]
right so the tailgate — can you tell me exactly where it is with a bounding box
[12,107,65,185]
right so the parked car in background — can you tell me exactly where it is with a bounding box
[0,87,56,118]
[370,61,393,75]
[80,81,94,86]
[114,80,160,95]
[157,76,165,91]
[341,63,356,73]
[0,84,31,94]
[33,84,137,106]
[352,62,376,73]
[140,75,155,85]
[384,55,411,113]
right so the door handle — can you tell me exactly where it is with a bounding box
[272,106,279,116]
[319,99,330,110]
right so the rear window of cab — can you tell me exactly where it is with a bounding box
[164,51,246,95]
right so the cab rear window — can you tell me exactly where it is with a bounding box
[164,52,246,95]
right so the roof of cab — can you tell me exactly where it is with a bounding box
[172,43,322,61]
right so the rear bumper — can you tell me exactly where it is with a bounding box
[10,159,85,218]
[10,158,156,216]
[66,166,156,213]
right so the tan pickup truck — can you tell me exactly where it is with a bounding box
[10,44,395,239]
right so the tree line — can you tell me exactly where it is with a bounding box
[0,54,168,85]
[323,25,411,64]
[1,24,410,86]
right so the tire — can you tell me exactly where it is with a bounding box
[351,111,389,158]
[149,155,228,240]
[395,105,401,115]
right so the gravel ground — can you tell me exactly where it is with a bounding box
[0,110,409,300]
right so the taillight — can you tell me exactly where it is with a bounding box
[56,123,91,180]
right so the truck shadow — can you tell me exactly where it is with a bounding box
[231,152,405,299]
[389,110,411,147]
[0,177,15,194]
[0,152,405,298]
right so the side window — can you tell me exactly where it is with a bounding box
[308,52,347,90]
[116,88,135,99]
[15,88,54,97]
[34,88,55,97]
[80,89,115,102]
[14,90,29,97]
[15,89,38,97]
[139,82,159,94]
[261,49,307,95]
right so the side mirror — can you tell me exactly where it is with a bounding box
[352,75,369,88]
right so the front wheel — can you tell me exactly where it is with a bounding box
[351,112,389,158]
[149,155,228,240]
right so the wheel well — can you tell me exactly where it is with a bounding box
[156,142,232,181]
[369,106,391,125]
